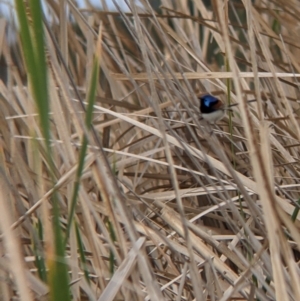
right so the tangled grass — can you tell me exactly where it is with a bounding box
[1,0,300,300]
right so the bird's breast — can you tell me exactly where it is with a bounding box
[201,110,225,123]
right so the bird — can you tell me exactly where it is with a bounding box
[199,94,255,123]
[199,94,226,123]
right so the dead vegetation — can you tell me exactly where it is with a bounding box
[1,0,300,300]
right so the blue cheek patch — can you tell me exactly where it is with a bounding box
[203,95,218,108]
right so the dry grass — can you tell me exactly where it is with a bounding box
[1,0,300,300]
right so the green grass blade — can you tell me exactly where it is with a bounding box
[15,1,70,300]
[33,219,47,282]
[75,222,90,284]
[64,27,102,247]
[49,198,71,301]
[15,0,51,148]
[291,198,300,222]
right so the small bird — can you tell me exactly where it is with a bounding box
[199,94,255,123]
[199,94,226,123]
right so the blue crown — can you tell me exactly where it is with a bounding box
[199,94,221,114]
